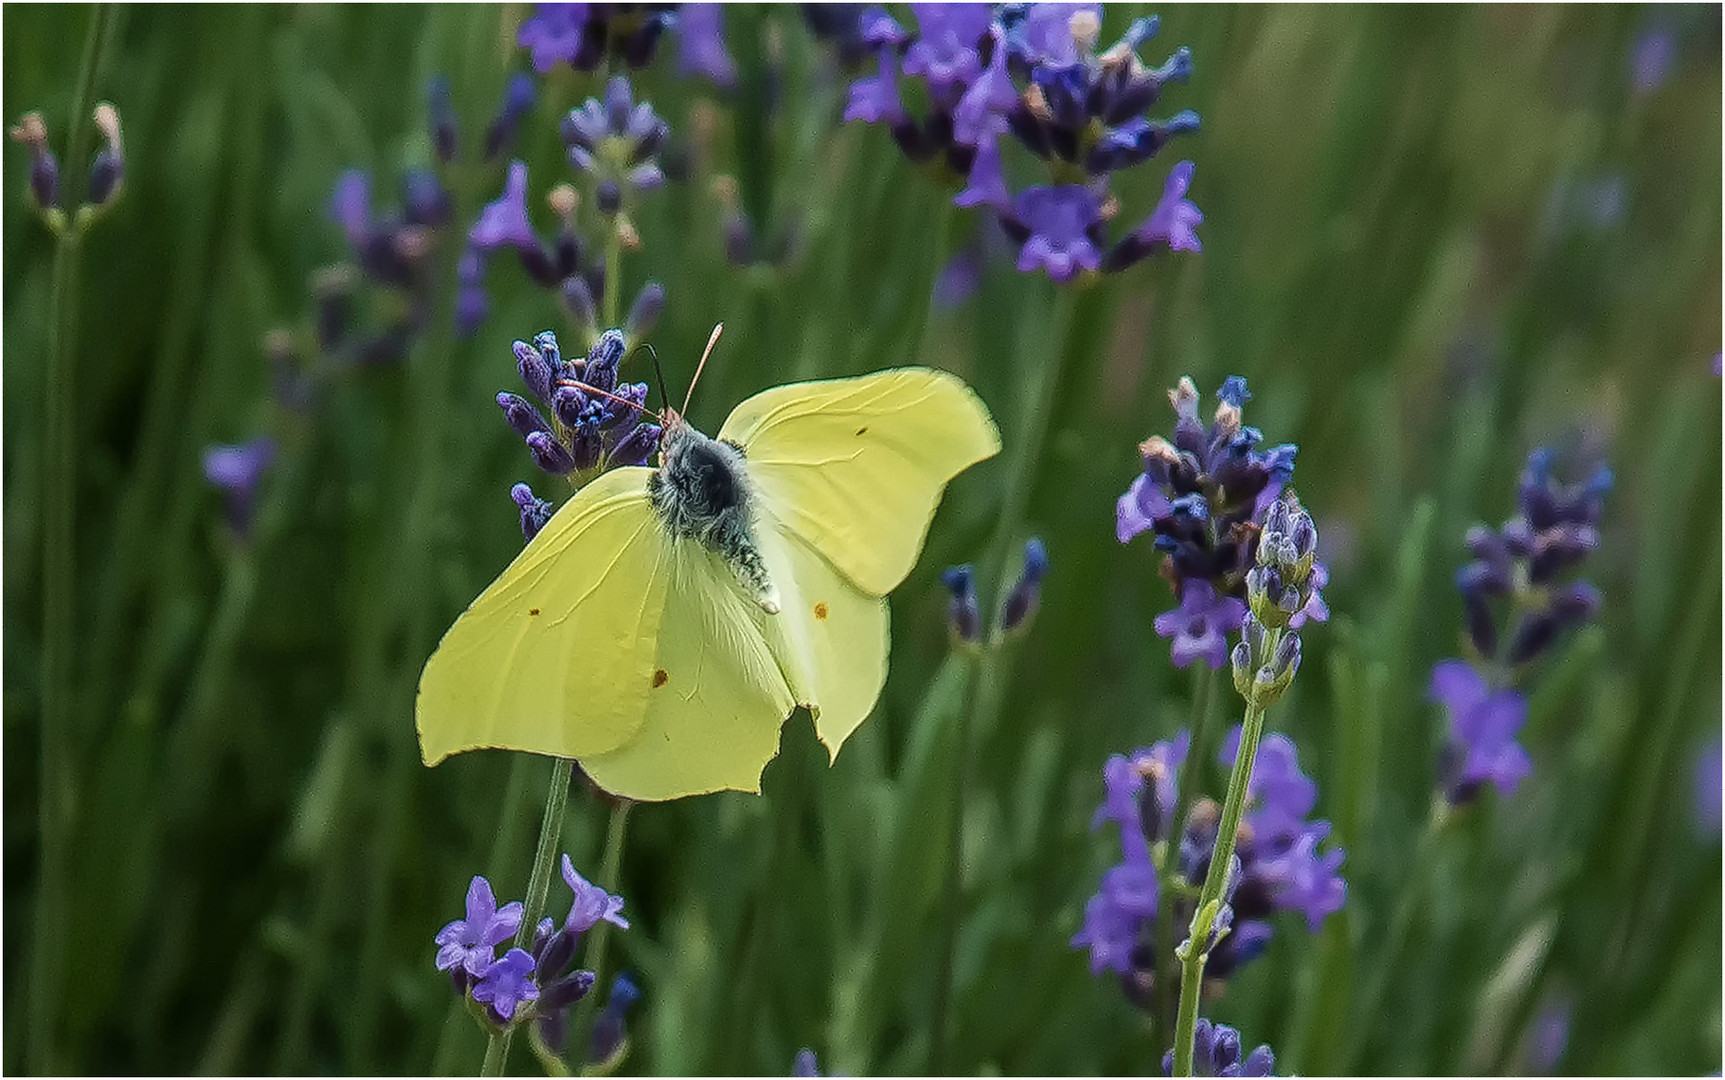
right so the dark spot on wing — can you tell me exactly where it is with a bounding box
[855,426,869,436]
[814,602,829,620]
[652,669,669,688]
[528,608,540,617]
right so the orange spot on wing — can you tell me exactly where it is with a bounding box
[652,669,669,688]
[813,602,829,620]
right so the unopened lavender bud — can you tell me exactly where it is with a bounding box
[312,266,356,353]
[940,565,981,645]
[609,422,662,466]
[87,102,123,206]
[553,385,588,429]
[511,483,554,541]
[527,430,577,475]
[561,275,598,332]
[539,969,596,1011]
[585,329,625,393]
[10,111,60,209]
[1001,537,1048,634]
[498,392,553,441]
[484,73,536,162]
[534,927,578,982]
[514,338,555,403]
[596,178,623,214]
[1231,638,1254,699]
[625,282,665,340]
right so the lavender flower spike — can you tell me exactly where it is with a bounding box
[1161,1018,1275,1077]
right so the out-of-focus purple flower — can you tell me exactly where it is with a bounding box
[932,248,983,309]
[1002,184,1104,282]
[1070,847,1159,975]
[1630,22,1677,95]
[1153,580,1247,670]
[677,4,737,87]
[1001,537,1049,633]
[87,102,124,207]
[472,161,542,253]
[843,47,906,125]
[434,876,525,979]
[588,973,641,1068]
[9,111,61,210]
[561,853,630,933]
[1528,997,1571,1073]
[202,438,277,537]
[1456,447,1608,666]
[1105,160,1202,269]
[1093,733,1187,841]
[518,3,675,73]
[472,947,540,1023]
[792,1048,824,1077]
[1117,377,1298,605]
[1695,736,1721,836]
[562,76,670,214]
[1430,660,1532,803]
[484,74,538,162]
[1161,1018,1276,1077]
[941,564,981,645]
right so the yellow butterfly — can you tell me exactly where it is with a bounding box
[416,353,1000,801]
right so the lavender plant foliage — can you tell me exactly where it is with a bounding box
[1073,725,1344,1004]
[1433,447,1609,803]
[1160,1018,1276,1077]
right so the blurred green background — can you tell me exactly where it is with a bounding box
[4,3,1720,1075]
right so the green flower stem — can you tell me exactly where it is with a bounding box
[1154,666,1219,1036]
[1172,626,1283,1077]
[569,800,634,1062]
[483,756,577,1078]
[30,7,115,1072]
[601,218,624,332]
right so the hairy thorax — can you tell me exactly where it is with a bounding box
[648,421,780,612]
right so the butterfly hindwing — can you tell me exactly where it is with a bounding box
[579,537,798,800]
[755,508,890,759]
[716,368,1002,597]
[416,466,669,765]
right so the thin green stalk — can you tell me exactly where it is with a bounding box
[30,10,114,1071]
[1154,666,1218,1035]
[1172,627,1283,1076]
[601,220,624,331]
[483,757,577,1078]
[569,800,634,1061]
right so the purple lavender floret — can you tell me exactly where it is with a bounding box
[518,4,676,74]
[472,947,541,1023]
[1161,1018,1276,1077]
[676,4,737,87]
[202,438,277,538]
[1153,581,1247,671]
[1429,660,1531,804]
[434,876,525,984]
[1118,377,1303,636]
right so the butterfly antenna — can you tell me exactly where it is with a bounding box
[555,377,664,424]
[681,323,724,417]
[632,341,672,415]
